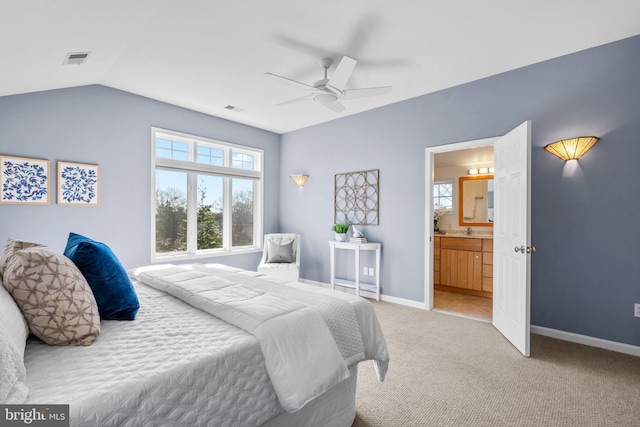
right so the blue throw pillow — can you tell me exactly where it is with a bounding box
[64,232,139,320]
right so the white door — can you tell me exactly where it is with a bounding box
[493,121,532,356]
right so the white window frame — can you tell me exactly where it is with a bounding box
[151,127,263,262]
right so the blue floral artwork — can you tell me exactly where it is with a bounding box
[57,162,100,206]
[0,156,50,204]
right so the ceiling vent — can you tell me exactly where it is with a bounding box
[224,105,244,112]
[63,52,91,65]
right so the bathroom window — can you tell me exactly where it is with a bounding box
[433,180,453,211]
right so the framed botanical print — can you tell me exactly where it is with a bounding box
[57,161,100,206]
[0,155,50,204]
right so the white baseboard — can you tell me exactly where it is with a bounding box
[300,279,639,358]
[531,325,640,358]
[300,278,425,309]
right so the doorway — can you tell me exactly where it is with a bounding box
[430,143,496,322]
[425,121,533,356]
[425,137,500,314]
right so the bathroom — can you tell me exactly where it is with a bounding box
[433,147,494,322]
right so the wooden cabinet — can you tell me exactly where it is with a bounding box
[482,239,493,293]
[434,236,493,297]
[433,236,441,285]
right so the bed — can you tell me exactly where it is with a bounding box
[1,249,389,427]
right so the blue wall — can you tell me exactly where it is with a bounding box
[280,35,640,347]
[0,85,281,270]
[1,36,638,348]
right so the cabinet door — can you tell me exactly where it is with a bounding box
[460,251,482,290]
[441,248,482,290]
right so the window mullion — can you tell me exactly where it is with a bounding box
[222,176,232,249]
[253,179,261,247]
[187,173,198,253]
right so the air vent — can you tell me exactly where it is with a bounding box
[63,52,91,65]
[224,105,244,112]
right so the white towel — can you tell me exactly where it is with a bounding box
[463,195,475,219]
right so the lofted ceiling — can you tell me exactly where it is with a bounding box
[2,1,640,134]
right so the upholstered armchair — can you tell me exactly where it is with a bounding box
[257,233,301,282]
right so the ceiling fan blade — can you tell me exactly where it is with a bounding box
[263,72,316,91]
[342,86,392,100]
[271,35,336,61]
[322,101,346,113]
[276,94,314,106]
[327,56,357,93]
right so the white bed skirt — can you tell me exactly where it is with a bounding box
[262,364,358,427]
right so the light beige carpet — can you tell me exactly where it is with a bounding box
[352,301,640,427]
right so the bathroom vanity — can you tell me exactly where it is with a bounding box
[433,234,493,297]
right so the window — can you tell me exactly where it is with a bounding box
[433,180,453,211]
[152,128,263,260]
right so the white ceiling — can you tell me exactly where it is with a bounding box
[2,1,640,134]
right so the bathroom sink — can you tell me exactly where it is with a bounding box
[436,230,493,238]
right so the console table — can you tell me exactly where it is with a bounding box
[328,241,381,301]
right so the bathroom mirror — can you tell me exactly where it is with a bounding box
[459,175,494,227]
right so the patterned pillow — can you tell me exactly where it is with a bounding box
[3,247,100,346]
[0,238,45,280]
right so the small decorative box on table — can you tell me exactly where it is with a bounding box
[328,241,381,301]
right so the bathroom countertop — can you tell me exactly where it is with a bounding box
[434,232,493,239]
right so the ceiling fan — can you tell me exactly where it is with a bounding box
[264,56,392,112]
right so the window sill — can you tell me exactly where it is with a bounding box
[152,247,263,264]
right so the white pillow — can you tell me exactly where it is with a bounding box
[0,280,28,358]
[266,239,295,263]
[0,287,29,403]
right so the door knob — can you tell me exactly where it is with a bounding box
[515,245,536,254]
[527,246,537,254]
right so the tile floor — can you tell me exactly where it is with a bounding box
[433,289,492,322]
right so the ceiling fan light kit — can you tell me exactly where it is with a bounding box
[266,55,392,112]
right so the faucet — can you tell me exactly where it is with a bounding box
[466,227,472,235]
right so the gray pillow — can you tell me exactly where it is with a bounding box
[266,239,295,263]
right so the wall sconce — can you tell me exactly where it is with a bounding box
[290,174,309,190]
[544,136,600,161]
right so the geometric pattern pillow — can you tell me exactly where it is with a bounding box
[3,247,100,346]
[0,238,46,280]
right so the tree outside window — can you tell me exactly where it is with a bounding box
[152,128,262,259]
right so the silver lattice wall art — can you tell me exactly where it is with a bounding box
[334,169,379,225]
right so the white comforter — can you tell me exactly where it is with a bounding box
[130,264,389,413]
[25,280,283,426]
[23,263,388,426]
